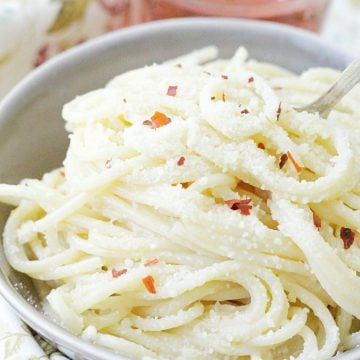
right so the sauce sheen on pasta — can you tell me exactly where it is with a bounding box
[0,46,360,360]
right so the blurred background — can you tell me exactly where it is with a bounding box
[0,0,360,99]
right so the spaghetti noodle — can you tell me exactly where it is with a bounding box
[0,47,360,359]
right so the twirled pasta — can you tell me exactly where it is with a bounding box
[1,47,360,359]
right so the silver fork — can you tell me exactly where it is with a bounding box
[296,58,360,118]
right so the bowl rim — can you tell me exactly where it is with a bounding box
[0,16,354,118]
[0,17,356,360]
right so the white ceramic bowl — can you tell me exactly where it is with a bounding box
[0,18,357,360]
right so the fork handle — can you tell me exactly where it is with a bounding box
[303,58,360,118]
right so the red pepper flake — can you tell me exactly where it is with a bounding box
[257,142,265,150]
[59,170,65,177]
[142,275,156,294]
[241,109,249,114]
[143,120,152,126]
[279,154,288,169]
[287,151,302,173]
[221,74,229,80]
[340,227,355,250]
[151,111,171,128]
[222,92,226,102]
[181,182,190,189]
[177,156,186,166]
[105,159,112,169]
[248,76,254,83]
[167,85,178,96]
[145,259,159,267]
[101,265,108,271]
[211,96,215,101]
[276,102,282,121]
[312,212,321,230]
[225,198,253,216]
[112,268,127,278]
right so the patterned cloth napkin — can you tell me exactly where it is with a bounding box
[0,0,359,359]
[0,0,135,99]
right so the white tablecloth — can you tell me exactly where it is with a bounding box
[0,0,359,358]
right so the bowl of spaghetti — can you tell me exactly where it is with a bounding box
[0,18,358,360]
